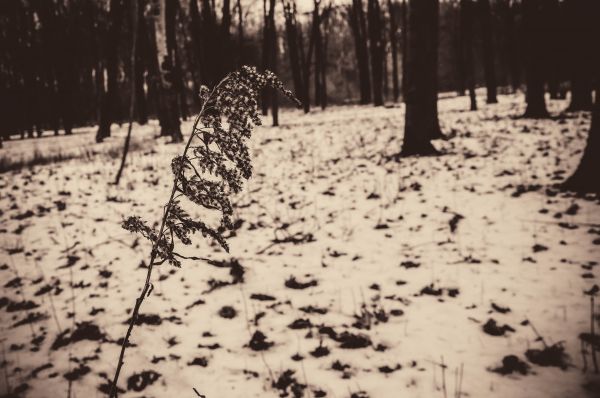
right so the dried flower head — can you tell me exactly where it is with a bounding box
[122,66,300,267]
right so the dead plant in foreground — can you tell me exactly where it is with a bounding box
[109,66,299,397]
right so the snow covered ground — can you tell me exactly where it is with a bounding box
[1,93,599,398]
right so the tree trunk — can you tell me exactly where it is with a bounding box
[96,0,124,142]
[454,1,465,96]
[400,0,440,156]
[261,0,270,116]
[321,5,331,109]
[368,0,384,106]
[135,0,148,125]
[236,0,244,66]
[348,0,372,104]
[56,2,77,135]
[546,0,562,100]
[563,85,599,192]
[313,0,323,108]
[522,0,548,118]
[148,0,183,142]
[190,0,204,84]
[283,2,305,104]
[461,0,477,111]
[115,0,139,185]
[388,0,399,102]
[566,0,594,111]
[299,24,313,113]
[267,0,278,126]
[221,0,232,74]
[166,0,188,120]
[429,0,443,139]
[479,0,497,104]
[400,0,407,99]
[383,44,389,101]
[500,0,520,93]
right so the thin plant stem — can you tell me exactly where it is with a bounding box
[527,318,548,349]
[109,77,228,397]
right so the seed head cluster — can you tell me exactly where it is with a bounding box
[123,66,300,267]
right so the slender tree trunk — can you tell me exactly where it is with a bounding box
[368,0,384,106]
[429,0,443,138]
[268,0,278,126]
[461,0,477,111]
[261,0,270,115]
[383,44,389,100]
[400,0,440,156]
[96,0,124,142]
[522,0,548,118]
[37,1,61,136]
[135,0,148,124]
[237,0,244,66]
[142,6,163,124]
[57,2,77,135]
[283,2,304,103]
[221,0,232,75]
[149,0,183,142]
[453,2,465,96]
[566,0,594,111]
[546,0,561,100]
[348,0,372,104]
[299,25,313,113]
[388,0,399,102]
[190,0,204,84]
[313,0,323,107]
[115,0,138,185]
[479,0,497,103]
[166,0,187,120]
[20,3,40,137]
[200,0,219,87]
[563,85,599,192]
[400,0,407,99]
[321,6,330,109]
[504,0,520,93]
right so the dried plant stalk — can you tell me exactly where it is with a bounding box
[109,66,299,397]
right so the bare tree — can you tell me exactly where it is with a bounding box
[134,0,149,124]
[501,0,521,93]
[453,0,465,96]
[320,3,332,109]
[283,1,305,104]
[313,0,323,107]
[399,0,441,156]
[260,0,278,124]
[115,0,139,185]
[460,0,477,111]
[268,0,279,126]
[478,0,497,104]
[347,0,371,104]
[368,0,384,106]
[563,85,599,192]
[565,0,594,111]
[562,1,600,192]
[522,0,548,118]
[400,0,407,98]
[148,0,183,142]
[96,0,124,142]
[387,0,400,102]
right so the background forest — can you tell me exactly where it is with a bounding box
[0,0,595,142]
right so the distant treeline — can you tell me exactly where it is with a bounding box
[0,0,595,141]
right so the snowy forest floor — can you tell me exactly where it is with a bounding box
[1,93,599,398]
